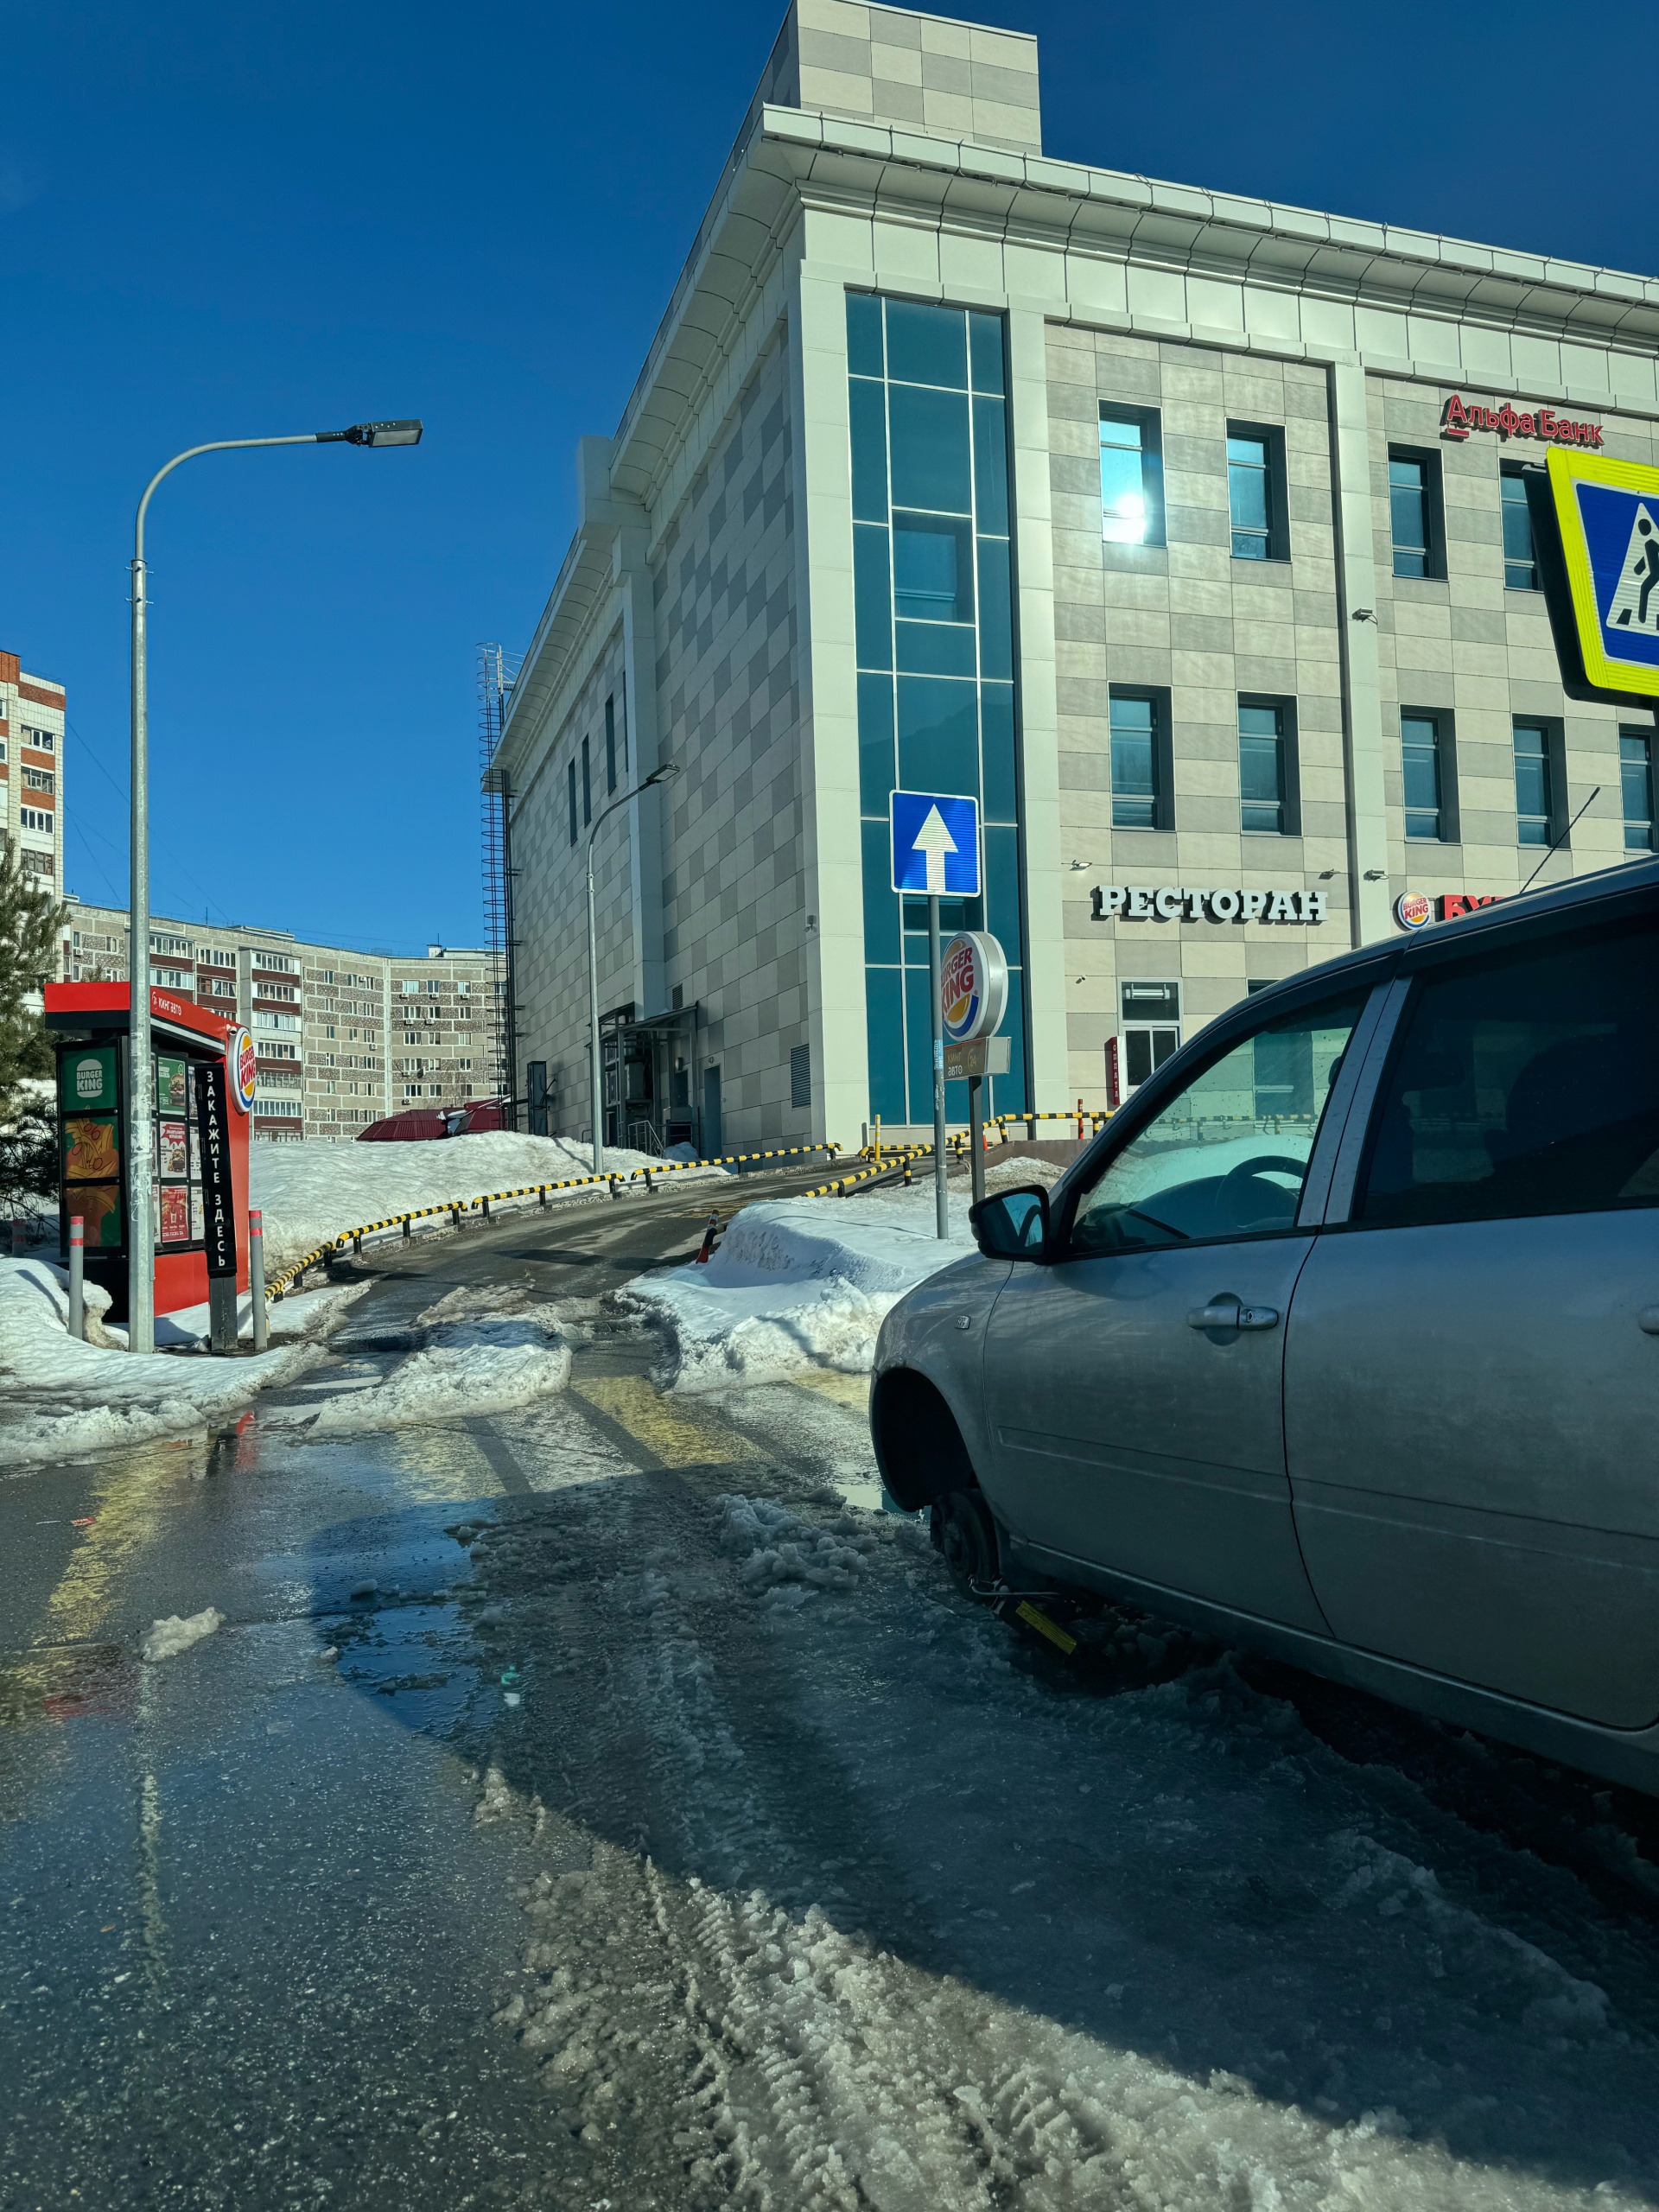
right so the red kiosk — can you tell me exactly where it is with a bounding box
[46,982,254,1325]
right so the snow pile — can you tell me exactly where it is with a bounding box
[631,1189,977,1390]
[717,1493,878,1605]
[301,1318,571,1434]
[250,1130,709,1279]
[140,1606,225,1662]
[0,1258,321,1471]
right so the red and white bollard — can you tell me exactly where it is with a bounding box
[695,1210,722,1264]
[67,1215,85,1341]
[248,1209,270,1353]
[1076,1097,1085,1140]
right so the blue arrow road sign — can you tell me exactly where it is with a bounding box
[889,790,980,897]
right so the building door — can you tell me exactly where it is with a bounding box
[702,1065,721,1159]
[981,982,1368,1629]
[1287,904,1659,1728]
[1118,979,1180,1091]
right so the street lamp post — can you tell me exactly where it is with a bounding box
[586,764,680,1176]
[126,420,423,1354]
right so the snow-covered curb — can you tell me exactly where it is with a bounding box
[293,1317,572,1435]
[628,1190,977,1390]
[0,1259,326,1470]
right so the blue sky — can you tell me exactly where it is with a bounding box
[4,0,1649,955]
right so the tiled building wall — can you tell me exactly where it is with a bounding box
[1372,377,1647,893]
[654,327,808,1147]
[1046,325,1351,1099]
[510,634,633,1140]
[791,0,1041,154]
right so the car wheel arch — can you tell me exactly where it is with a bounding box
[870,1366,982,1514]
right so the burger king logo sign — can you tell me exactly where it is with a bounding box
[940,931,1009,1046]
[228,1026,257,1114]
[1394,891,1433,931]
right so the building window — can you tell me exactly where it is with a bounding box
[848,290,1027,1129]
[1098,407,1163,546]
[1120,980,1180,1090]
[1513,720,1554,845]
[1501,466,1539,589]
[582,734,591,826]
[21,806,53,831]
[1227,433,1271,561]
[1238,700,1290,835]
[790,1043,811,1109]
[1401,712,1445,841]
[1621,728,1655,850]
[568,760,578,846]
[22,727,54,752]
[1109,692,1161,830]
[605,695,617,793]
[1389,450,1441,579]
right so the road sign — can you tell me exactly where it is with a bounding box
[1535,450,1659,706]
[889,790,980,897]
[944,1034,1011,1081]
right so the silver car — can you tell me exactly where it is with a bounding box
[871,858,1659,1794]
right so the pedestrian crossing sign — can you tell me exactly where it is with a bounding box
[1545,448,1659,702]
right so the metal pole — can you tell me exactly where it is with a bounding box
[125,429,353,1354]
[588,838,604,1178]
[928,893,948,1239]
[969,1075,985,1209]
[67,1216,85,1340]
[248,1210,269,1353]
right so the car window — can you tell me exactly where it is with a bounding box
[1357,912,1659,1229]
[1066,990,1368,1256]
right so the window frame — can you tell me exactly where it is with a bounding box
[1236,694,1300,837]
[1387,445,1445,581]
[1512,716,1565,849]
[1098,402,1165,549]
[1106,684,1174,832]
[1620,724,1656,852]
[1500,461,1541,592]
[1226,421,1290,563]
[1399,705,1459,844]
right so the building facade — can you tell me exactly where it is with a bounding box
[493,0,1659,1147]
[0,649,65,896]
[60,899,496,1141]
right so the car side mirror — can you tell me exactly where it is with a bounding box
[969,1185,1049,1261]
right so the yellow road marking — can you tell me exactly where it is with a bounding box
[789,1369,871,1412]
[574,1376,764,1466]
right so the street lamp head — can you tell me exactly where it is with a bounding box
[331,420,424,448]
[645,763,681,786]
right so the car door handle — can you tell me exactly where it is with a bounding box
[1640,1307,1659,1335]
[1186,1297,1281,1332]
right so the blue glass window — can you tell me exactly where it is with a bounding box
[1622,728,1655,851]
[857,673,895,816]
[1239,702,1287,834]
[1514,721,1552,846]
[897,676,978,794]
[1228,435,1271,561]
[853,524,893,671]
[849,378,888,522]
[864,967,906,1122]
[1503,467,1539,590]
[1109,694,1159,829]
[887,385,972,514]
[968,312,1005,395]
[981,684,1016,822]
[1402,712,1443,840]
[1390,456,1430,579]
[893,514,972,621]
[971,397,1008,536]
[1100,410,1161,545]
[885,299,967,389]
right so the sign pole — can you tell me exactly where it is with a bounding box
[928,893,948,1239]
[968,1077,985,1208]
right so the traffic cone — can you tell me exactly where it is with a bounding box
[695,1210,722,1263]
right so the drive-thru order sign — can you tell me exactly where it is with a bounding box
[889,790,980,897]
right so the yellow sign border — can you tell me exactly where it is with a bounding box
[1547,447,1659,701]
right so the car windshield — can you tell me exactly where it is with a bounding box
[1071,990,1368,1254]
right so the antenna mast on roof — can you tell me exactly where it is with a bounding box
[478,643,522,1124]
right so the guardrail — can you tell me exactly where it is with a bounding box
[264,1141,847,1301]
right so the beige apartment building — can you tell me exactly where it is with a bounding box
[0,649,65,895]
[493,0,1659,1147]
[60,899,498,1141]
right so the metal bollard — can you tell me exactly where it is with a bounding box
[403,1217,411,1241]
[67,1215,85,1340]
[539,1185,548,1209]
[248,1210,270,1354]
[482,1196,491,1221]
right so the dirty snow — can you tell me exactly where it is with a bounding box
[631,1162,1063,1390]
[0,1258,322,1471]
[140,1605,225,1662]
[296,1318,572,1435]
[250,1129,715,1279]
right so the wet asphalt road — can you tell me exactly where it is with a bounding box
[0,1167,859,2210]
